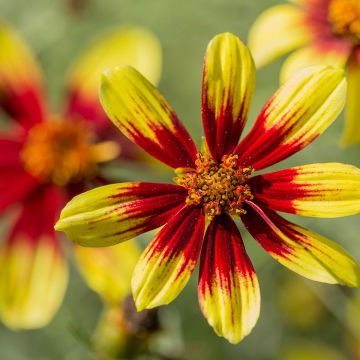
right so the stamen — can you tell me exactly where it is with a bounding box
[175,153,254,220]
[328,0,360,43]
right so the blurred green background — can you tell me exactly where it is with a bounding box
[0,0,360,359]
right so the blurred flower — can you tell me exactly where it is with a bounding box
[248,0,360,145]
[56,32,360,344]
[0,23,162,329]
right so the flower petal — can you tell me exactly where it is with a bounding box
[248,4,311,68]
[0,185,68,329]
[242,202,360,286]
[0,24,46,128]
[100,65,197,169]
[280,44,351,83]
[235,66,346,171]
[342,53,360,145]
[198,214,260,344]
[132,206,205,310]
[75,241,141,304]
[202,33,255,160]
[250,163,360,217]
[55,182,187,247]
[65,25,162,134]
[0,135,39,214]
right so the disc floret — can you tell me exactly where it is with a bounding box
[176,153,253,219]
[328,0,360,43]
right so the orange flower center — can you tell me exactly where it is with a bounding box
[328,0,360,42]
[176,153,253,219]
[21,119,120,186]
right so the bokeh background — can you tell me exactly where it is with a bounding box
[0,0,360,359]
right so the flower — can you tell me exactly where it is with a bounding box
[0,23,162,329]
[55,32,360,344]
[248,0,360,145]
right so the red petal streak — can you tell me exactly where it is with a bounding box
[57,182,188,247]
[146,206,204,274]
[199,214,257,299]
[0,136,39,214]
[202,87,248,160]
[124,112,197,169]
[242,200,360,285]
[105,184,187,240]
[242,201,295,259]
[198,214,260,343]
[0,82,46,129]
[132,205,205,309]
[234,102,312,170]
[7,184,65,249]
[249,168,300,214]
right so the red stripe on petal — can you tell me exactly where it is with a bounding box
[56,182,188,246]
[198,214,260,344]
[7,185,65,248]
[0,136,40,214]
[132,206,205,310]
[235,66,346,170]
[242,201,360,286]
[100,65,198,169]
[202,33,255,160]
[242,201,294,260]
[250,163,360,217]
[0,184,68,329]
[0,25,46,129]
[125,114,198,169]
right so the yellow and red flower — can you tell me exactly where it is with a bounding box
[56,32,360,344]
[0,23,161,329]
[248,0,360,145]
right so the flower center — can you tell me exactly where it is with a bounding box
[176,153,253,219]
[328,0,360,43]
[21,119,120,186]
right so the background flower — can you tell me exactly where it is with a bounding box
[248,0,360,145]
[0,22,161,329]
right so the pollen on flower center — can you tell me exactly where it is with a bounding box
[175,153,253,219]
[21,119,120,186]
[328,0,360,42]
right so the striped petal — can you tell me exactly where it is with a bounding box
[342,54,360,145]
[132,206,205,310]
[75,241,141,304]
[100,65,197,169]
[0,135,39,214]
[250,163,360,217]
[198,214,260,344]
[242,202,360,286]
[0,24,46,128]
[55,182,187,246]
[235,66,346,171]
[0,186,68,329]
[280,44,351,83]
[202,33,255,160]
[65,25,162,134]
[248,4,311,68]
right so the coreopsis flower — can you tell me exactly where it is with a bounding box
[248,0,360,145]
[0,23,161,329]
[56,32,360,344]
